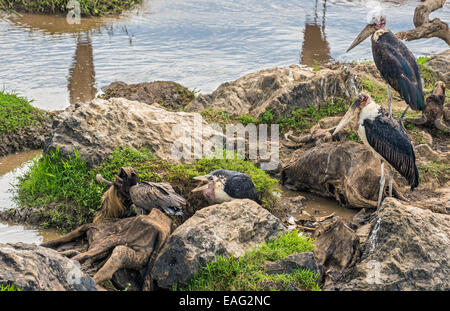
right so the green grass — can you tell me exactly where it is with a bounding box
[277,99,349,133]
[361,77,387,103]
[201,99,348,134]
[0,283,22,291]
[0,91,46,135]
[416,56,429,66]
[177,230,320,291]
[0,0,143,16]
[14,147,279,232]
[418,160,450,185]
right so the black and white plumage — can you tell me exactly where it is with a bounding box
[347,14,425,118]
[192,169,261,204]
[130,181,186,216]
[333,93,419,207]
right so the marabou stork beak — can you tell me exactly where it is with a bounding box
[333,98,361,135]
[347,24,376,52]
[191,175,210,192]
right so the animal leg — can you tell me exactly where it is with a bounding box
[388,166,393,197]
[93,245,147,284]
[405,113,427,125]
[377,162,386,209]
[387,84,392,116]
[399,106,409,123]
[434,118,450,131]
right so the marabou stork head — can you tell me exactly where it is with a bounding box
[347,14,386,52]
[333,93,371,135]
[191,174,220,202]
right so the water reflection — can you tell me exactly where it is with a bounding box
[300,0,331,66]
[68,34,96,105]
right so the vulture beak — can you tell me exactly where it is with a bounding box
[347,24,376,52]
[191,175,211,192]
[333,97,362,135]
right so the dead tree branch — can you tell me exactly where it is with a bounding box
[396,0,449,45]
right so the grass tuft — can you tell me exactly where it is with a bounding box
[0,0,143,16]
[177,230,320,291]
[0,91,46,135]
[0,283,22,291]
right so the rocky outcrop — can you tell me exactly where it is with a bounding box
[426,49,450,86]
[41,209,172,291]
[152,199,287,289]
[185,65,360,118]
[0,242,97,291]
[101,81,194,111]
[281,141,403,208]
[44,97,223,167]
[332,198,450,291]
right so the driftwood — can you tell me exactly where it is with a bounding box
[405,81,450,130]
[41,209,172,290]
[396,0,449,45]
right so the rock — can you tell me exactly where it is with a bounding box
[0,242,97,291]
[333,197,450,291]
[101,81,194,111]
[0,112,54,157]
[152,199,287,289]
[263,252,319,275]
[42,209,172,290]
[44,97,222,167]
[312,219,359,288]
[415,143,450,164]
[185,65,360,118]
[281,141,403,208]
[426,49,450,87]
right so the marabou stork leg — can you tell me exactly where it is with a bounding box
[377,161,386,208]
[387,84,392,116]
[399,106,409,122]
[388,166,393,197]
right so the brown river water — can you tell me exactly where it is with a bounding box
[0,0,448,111]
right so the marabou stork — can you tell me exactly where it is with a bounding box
[347,14,425,120]
[192,169,261,204]
[333,93,419,208]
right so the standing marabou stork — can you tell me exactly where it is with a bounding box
[192,169,261,204]
[333,93,419,208]
[347,14,425,120]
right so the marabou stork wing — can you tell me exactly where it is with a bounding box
[363,113,419,190]
[223,173,261,204]
[372,31,425,111]
[129,181,186,215]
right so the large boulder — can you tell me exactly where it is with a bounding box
[281,141,403,208]
[426,49,450,87]
[101,81,194,111]
[0,242,97,291]
[152,199,287,289]
[185,65,360,118]
[44,97,222,167]
[333,197,450,291]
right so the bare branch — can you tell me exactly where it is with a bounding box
[396,0,449,45]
